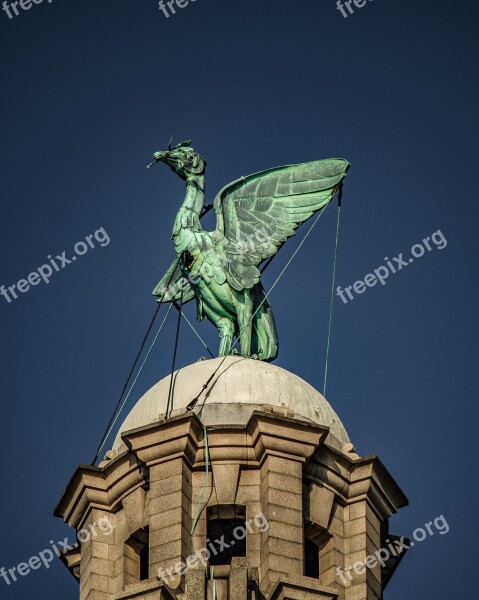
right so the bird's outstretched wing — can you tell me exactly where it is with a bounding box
[213,158,350,291]
[152,257,196,303]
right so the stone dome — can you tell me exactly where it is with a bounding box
[112,356,350,451]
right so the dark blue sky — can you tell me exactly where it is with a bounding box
[0,0,477,597]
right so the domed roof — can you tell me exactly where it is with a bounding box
[112,356,350,451]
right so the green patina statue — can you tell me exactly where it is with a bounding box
[151,141,349,361]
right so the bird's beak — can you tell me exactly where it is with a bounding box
[147,151,169,169]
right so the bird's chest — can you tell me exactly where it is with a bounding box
[180,238,227,287]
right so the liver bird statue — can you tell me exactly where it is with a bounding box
[150,141,349,362]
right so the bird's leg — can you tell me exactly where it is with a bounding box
[236,291,253,357]
[216,317,235,356]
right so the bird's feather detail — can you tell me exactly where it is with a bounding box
[213,159,350,291]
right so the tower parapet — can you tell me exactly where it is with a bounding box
[55,357,407,600]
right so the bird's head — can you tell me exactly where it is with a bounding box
[152,140,206,180]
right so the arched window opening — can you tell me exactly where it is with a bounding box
[206,505,247,566]
[304,520,332,580]
[124,527,149,585]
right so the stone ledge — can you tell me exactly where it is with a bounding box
[269,576,339,600]
[113,578,175,599]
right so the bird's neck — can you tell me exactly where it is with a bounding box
[173,174,206,254]
[182,174,205,215]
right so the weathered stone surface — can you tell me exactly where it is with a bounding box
[185,567,205,600]
[211,463,240,505]
[122,488,147,536]
[56,366,408,600]
[229,557,249,600]
[112,357,350,452]
[307,483,335,530]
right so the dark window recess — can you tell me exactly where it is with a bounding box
[139,543,149,581]
[124,528,149,584]
[207,507,247,566]
[304,537,320,579]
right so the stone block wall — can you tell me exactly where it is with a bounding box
[56,411,407,600]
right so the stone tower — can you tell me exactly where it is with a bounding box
[55,357,408,600]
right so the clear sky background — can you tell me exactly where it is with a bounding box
[0,0,477,597]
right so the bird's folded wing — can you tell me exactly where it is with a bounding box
[213,158,350,291]
[152,257,196,303]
